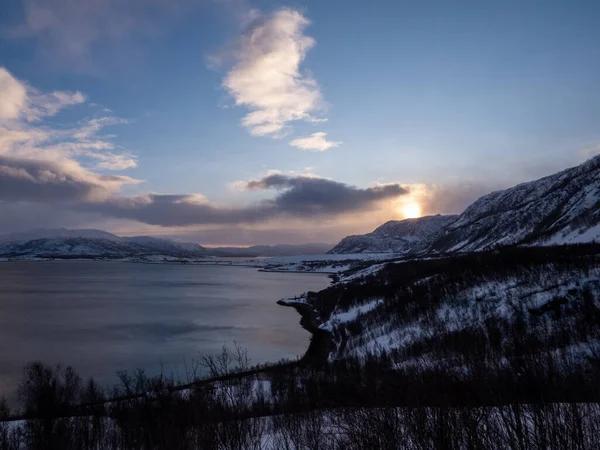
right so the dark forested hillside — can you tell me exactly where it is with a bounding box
[305,244,600,368]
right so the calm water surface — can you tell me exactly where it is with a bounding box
[0,261,329,399]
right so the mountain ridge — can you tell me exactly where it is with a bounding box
[0,229,333,259]
[329,214,458,254]
[0,229,208,259]
[331,155,600,254]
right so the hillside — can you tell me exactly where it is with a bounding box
[303,244,600,367]
[331,155,600,254]
[431,155,600,252]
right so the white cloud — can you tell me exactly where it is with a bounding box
[289,132,341,152]
[26,90,86,121]
[0,66,138,188]
[220,9,325,138]
[88,151,138,171]
[0,66,85,122]
[0,68,28,120]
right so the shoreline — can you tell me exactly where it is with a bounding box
[0,258,342,276]
[276,299,333,366]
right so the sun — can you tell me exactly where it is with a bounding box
[401,202,421,219]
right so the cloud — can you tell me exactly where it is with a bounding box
[0,66,85,122]
[79,175,409,227]
[0,68,28,120]
[0,155,137,202]
[26,90,86,121]
[250,174,408,216]
[7,0,195,72]
[218,8,326,138]
[0,67,404,236]
[91,152,138,171]
[0,66,137,171]
[289,132,341,152]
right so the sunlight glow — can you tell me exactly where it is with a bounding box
[401,202,421,219]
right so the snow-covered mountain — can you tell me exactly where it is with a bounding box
[0,228,121,243]
[329,215,458,254]
[0,229,207,259]
[430,155,600,253]
[331,155,600,254]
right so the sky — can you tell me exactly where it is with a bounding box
[1,0,599,246]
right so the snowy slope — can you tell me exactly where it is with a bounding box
[0,229,207,259]
[300,246,600,365]
[329,215,458,254]
[339,270,600,359]
[431,155,600,253]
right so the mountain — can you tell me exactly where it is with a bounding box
[0,228,331,260]
[331,155,600,254]
[429,155,600,253]
[329,214,458,254]
[0,229,207,259]
[0,228,121,243]
[208,243,333,257]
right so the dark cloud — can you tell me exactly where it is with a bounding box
[163,228,339,247]
[247,174,408,216]
[84,175,409,227]
[0,157,408,228]
[89,194,273,226]
[0,155,129,202]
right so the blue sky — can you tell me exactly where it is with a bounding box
[1,0,599,245]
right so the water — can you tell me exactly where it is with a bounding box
[0,261,330,400]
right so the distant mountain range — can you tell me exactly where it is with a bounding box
[0,228,332,260]
[0,229,208,260]
[331,155,600,254]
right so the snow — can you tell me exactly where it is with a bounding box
[278,296,309,306]
[319,299,383,332]
[329,215,458,254]
[330,269,600,359]
[264,253,398,264]
[341,262,390,281]
[545,222,600,246]
[257,253,405,274]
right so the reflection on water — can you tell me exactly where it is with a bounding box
[0,261,330,400]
